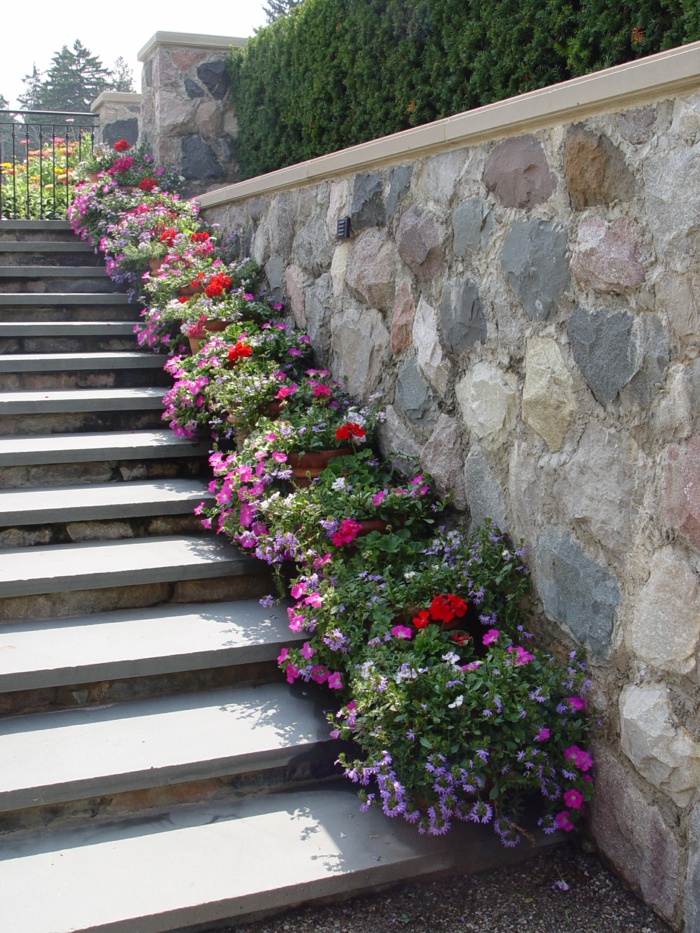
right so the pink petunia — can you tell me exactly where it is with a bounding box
[555,811,574,832]
[327,672,343,689]
[290,582,307,599]
[277,648,289,665]
[300,642,315,660]
[483,629,500,646]
[563,788,584,809]
[566,696,585,711]
[534,727,550,742]
[391,625,413,640]
[372,490,387,507]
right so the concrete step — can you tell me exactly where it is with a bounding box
[0,430,209,490]
[0,293,131,306]
[0,352,162,373]
[0,535,261,599]
[0,478,210,527]
[0,265,107,278]
[0,320,133,336]
[0,429,209,467]
[0,241,94,253]
[0,599,297,695]
[0,786,555,933]
[0,320,140,356]
[0,386,163,416]
[0,682,332,812]
[0,220,72,232]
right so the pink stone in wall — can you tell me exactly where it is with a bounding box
[390,282,415,354]
[571,216,645,293]
[664,436,700,550]
[482,135,556,209]
[396,206,446,279]
[171,49,209,71]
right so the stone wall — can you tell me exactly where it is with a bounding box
[137,33,245,195]
[200,85,700,929]
[91,92,142,149]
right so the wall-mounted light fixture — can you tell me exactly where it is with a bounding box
[336,217,351,239]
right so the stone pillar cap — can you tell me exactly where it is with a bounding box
[138,31,247,62]
[90,91,142,113]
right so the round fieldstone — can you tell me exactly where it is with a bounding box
[500,219,570,322]
[438,277,486,354]
[482,135,556,209]
[564,124,636,210]
[570,216,645,293]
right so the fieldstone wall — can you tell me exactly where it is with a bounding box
[91,92,142,149]
[139,39,240,194]
[201,90,700,930]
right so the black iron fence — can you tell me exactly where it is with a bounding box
[0,110,98,220]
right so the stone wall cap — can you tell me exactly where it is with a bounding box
[90,91,142,112]
[197,39,700,209]
[138,31,248,62]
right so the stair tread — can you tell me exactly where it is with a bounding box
[0,293,131,306]
[0,385,164,414]
[0,429,209,466]
[0,320,134,333]
[0,220,72,230]
[0,242,94,252]
[0,682,329,810]
[0,785,543,933]
[0,535,261,598]
[0,352,160,372]
[0,265,106,277]
[0,478,210,526]
[0,599,296,692]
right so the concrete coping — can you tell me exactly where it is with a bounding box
[197,39,700,209]
[90,91,142,113]
[138,31,248,62]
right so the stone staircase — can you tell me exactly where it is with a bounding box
[0,220,554,933]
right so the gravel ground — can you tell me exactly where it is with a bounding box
[209,846,672,933]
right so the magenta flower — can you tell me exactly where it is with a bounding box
[566,696,585,711]
[304,592,323,608]
[277,648,289,665]
[372,490,387,506]
[534,727,550,742]
[554,810,574,832]
[311,666,329,684]
[483,629,500,646]
[563,788,584,809]
[271,451,288,463]
[300,642,315,660]
[327,672,343,689]
[564,745,594,772]
[290,582,307,599]
[285,663,300,684]
[391,625,413,640]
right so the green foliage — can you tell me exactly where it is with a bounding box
[229,0,700,178]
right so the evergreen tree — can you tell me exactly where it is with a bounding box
[111,57,135,93]
[17,65,44,111]
[0,95,8,110]
[35,40,113,113]
[262,0,303,24]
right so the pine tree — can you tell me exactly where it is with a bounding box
[35,40,113,113]
[111,57,135,93]
[0,95,8,110]
[262,0,303,24]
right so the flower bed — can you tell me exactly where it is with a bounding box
[68,140,595,845]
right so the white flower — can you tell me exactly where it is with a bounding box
[442,651,461,667]
[448,695,464,709]
[331,477,346,491]
[502,550,511,560]
[359,660,375,680]
[403,571,417,580]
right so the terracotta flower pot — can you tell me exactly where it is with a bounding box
[86,172,100,183]
[187,319,228,354]
[148,257,164,274]
[118,185,137,194]
[288,448,353,486]
[178,283,205,298]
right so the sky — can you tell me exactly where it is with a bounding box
[1,0,268,108]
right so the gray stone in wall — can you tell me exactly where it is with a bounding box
[143,58,152,88]
[293,215,333,277]
[686,804,700,933]
[196,60,228,100]
[396,205,446,279]
[264,255,285,301]
[568,305,668,408]
[500,219,570,322]
[618,106,657,145]
[395,358,438,431]
[184,77,205,99]
[181,135,226,180]
[482,135,556,209]
[350,173,385,229]
[305,273,333,358]
[103,119,139,148]
[464,453,507,535]
[268,194,294,259]
[453,197,493,256]
[386,165,412,222]
[536,528,620,656]
[438,277,487,354]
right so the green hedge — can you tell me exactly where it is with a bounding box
[228,0,700,180]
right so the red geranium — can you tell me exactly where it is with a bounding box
[138,177,157,192]
[159,228,178,247]
[190,231,210,243]
[111,156,134,173]
[331,518,362,547]
[177,296,189,304]
[450,632,471,646]
[113,139,130,152]
[228,341,252,362]
[412,610,430,629]
[204,273,232,298]
[334,422,365,441]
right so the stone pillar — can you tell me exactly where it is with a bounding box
[90,92,142,148]
[137,31,246,194]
